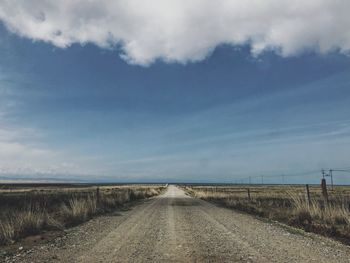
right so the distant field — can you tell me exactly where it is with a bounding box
[183,184,350,244]
[0,183,164,191]
[0,184,165,245]
[183,184,350,198]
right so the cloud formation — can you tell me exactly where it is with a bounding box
[0,0,349,65]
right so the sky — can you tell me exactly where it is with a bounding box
[0,1,350,184]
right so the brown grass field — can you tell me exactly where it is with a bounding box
[2,183,350,247]
[0,184,165,245]
[183,184,350,244]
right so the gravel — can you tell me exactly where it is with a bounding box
[2,185,350,263]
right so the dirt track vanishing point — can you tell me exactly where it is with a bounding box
[7,185,350,263]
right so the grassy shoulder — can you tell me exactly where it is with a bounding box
[0,185,166,245]
[183,185,350,245]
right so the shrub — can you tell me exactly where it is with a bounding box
[0,219,15,244]
[0,208,47,244]
[61,196,97,226]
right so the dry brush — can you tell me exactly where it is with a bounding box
[184,185,350,244]
[0,185,165,245]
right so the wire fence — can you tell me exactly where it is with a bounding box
[232,167,350,186]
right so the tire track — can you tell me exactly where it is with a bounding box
[10,185,350,263]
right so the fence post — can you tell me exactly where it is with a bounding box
[96,187,100,207]
[127,188,131,201]
[305,184,311,206]
[247,188,251,201]
[321,179,328,205]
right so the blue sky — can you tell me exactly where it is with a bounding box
[0,1,350,184]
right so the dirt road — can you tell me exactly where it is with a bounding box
[5,185,350,262]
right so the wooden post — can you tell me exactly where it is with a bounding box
[305,184,311,206]
[96,187,100,207]
[329,169,334,191]
[247,188,251,201]
[321,179,328,205]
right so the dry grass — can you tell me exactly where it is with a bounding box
[0,221,15,244]
[61,196,97,225]
[0,185,165,245]
[184,185,350,243]
[0,208,47,244]
[288,191,350,226]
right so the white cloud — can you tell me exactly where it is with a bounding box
[0,0,349,65]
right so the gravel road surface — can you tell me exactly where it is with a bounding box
[3,185,350,263]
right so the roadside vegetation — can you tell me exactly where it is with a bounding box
[184,185,350,244]
[0,185,165,245]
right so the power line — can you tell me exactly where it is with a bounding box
[232,167,350,185]
[331,169,350,173]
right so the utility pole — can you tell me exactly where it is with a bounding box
[321,178,329,205]
[322,169,325,179]
[329,169,334,191]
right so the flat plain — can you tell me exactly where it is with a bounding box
[2,185,350,263]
